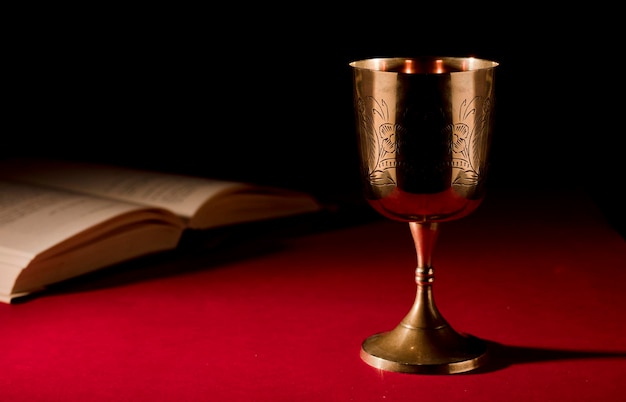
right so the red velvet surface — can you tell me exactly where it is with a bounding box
[1,189,625,401]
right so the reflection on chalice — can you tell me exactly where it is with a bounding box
[350,57,499,374]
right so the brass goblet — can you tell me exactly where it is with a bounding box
[349,56,499,374]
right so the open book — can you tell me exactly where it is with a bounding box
[0,158,323,303]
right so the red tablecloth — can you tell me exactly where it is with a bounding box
[1,188,625,401]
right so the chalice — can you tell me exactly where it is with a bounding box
[349,56,498,374]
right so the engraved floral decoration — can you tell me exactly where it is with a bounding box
[447,96,492,188]
[358,94,492,190]
[357,96,401,186]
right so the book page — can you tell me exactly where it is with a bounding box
[0,180,184,259]
[0,158,323,229]
[189,187,323,229]
[0,158,244,219]
[5,221,183,300]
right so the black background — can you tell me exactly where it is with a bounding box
[6,7,624,236]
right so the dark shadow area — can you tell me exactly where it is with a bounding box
[5,8,624,238]
[465,340,626,375]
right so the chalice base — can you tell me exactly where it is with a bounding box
[360,323,488,374]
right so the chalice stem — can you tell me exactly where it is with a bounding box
[403,222,449,330]
[411,221,438,268]
[359,221,489,374]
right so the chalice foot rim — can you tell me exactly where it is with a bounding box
[360,327,488,374]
